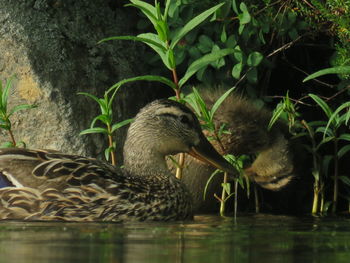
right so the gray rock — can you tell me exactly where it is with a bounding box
[0,0,157,160]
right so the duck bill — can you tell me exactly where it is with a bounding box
[188,134,235,175]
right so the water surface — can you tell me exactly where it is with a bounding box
[0,214,349,263]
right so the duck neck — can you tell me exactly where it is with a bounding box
[123,143,170,178]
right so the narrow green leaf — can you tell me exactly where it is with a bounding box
[338,145,350,158]
[309,94,333,119]
[91,114,110,127]
[303,66,350,82]
[339,133,350,142]
[2,76,15,112]
[170,3,225,49]
[179,48,234,87]
[79,127,108,135]
[339,175,350,186]
[127,1,158,27]
[78,92,100,104]
[111,118,134,133]
[107,75,176,93]
[8,104,37,117]
[137,33,171,69]
[203,169,222,200]
[210,87,235,119]
[99,35,166,51]
[325,102,350,133]
[268,104,284,130]
[232,0,239,14]
[1,141,15,148]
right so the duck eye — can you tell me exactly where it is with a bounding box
[179,115,191,125]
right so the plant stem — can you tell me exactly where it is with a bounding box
[234,179,238,220]
[220,172,228,216]
[175,153,185,179]
[254,185,260,213]
[8,129,16,146]
[332,138,339,214]
[107,123,116,166]
[312,181,319,214]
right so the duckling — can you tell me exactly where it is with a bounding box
[0,99,234,222]
[177,89,295,212]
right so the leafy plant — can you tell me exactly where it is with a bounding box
[78,86,133,165]
[183,86,250,216]
[100,0,235,178]
[0,76,36,148]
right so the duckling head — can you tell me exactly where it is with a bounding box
[123,99,235,176]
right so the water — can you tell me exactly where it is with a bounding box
[0,214,350,263]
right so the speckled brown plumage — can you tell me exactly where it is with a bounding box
[0,99,234,222]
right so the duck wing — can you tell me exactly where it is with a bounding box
[0,148,121,191]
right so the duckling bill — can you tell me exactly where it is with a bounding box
[0,99,234,222]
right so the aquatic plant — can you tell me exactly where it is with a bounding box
[0,76,36,148]
[78,86,133,165]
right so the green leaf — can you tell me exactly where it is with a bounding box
[309,94,333,119]
[339,133,350,142]
[303,66,350,82]
[166,49,176,69]
[210,87,235,119]
[178,48,234,87]
[170,2,225,49]
[339,175,350,186]
[8,104,37,117]
[127,0,158,27]
[247,51,263,67]
[220,24,227,42]
[1,76,15,112]
[232,0,239,14]
[137,33,171,69]
[238,2,251,24]
[107,75,176,93]
[79,127,108,136]
[111,118,134,133]
[91,114,110,127]
[247,68,258,83]
[99,35,166,51]
[78,92,100,104]
[231,62,243,79]
[203,169,223,200]
[338,145,350,159]
[222,182,231,195]
[268,104,284,130]
[325,102,350,133]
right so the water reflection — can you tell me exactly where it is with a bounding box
[0,214,350,263]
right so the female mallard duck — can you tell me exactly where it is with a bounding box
[176,89,295,213]
[0,99,234,222]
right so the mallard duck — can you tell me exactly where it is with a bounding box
[177,89,295,212]
[0,99,234,222]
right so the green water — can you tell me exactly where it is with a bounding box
[0,214,349,263]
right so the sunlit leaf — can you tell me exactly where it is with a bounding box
[107,75,176,93]
[210,87,235,119]
[111,118,134,133]
[79,127,108,135]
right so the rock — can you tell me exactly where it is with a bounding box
[0,0,166,159]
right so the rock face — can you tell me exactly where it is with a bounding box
[0,0,163,158]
